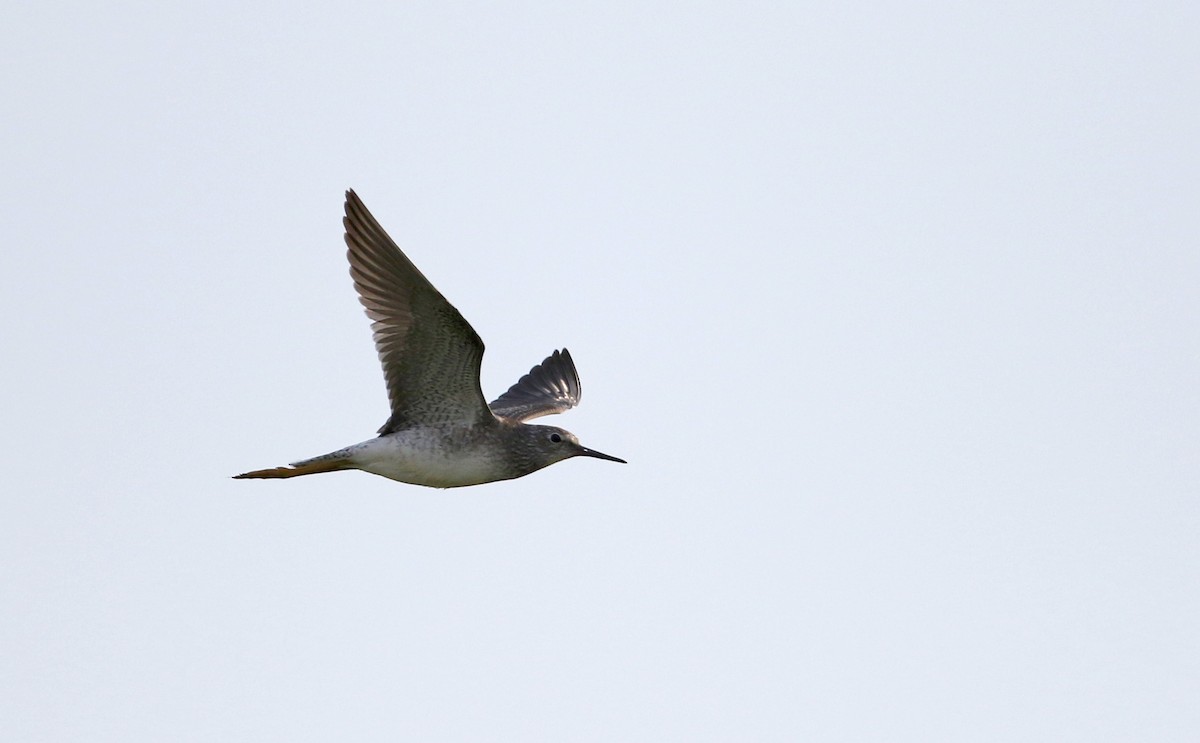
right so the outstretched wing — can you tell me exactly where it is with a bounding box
[488,349,582,422]
[344,190,490,433]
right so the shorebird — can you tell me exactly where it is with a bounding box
[234,190,625,488]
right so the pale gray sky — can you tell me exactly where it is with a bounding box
[2,2,1198,741]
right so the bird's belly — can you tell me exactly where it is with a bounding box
[346,433,509,488]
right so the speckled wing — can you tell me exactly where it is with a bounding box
[344,190,490,433]
[488,349,582,422]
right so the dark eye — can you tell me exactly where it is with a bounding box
[550,433,562,443]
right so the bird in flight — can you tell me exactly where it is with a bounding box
[234,190,625,488]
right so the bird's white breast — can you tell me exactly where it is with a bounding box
[345,430,510,488]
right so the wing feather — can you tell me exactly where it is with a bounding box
[489,349,582,422]
[343,190,490,433]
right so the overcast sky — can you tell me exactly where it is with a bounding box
[2,2,1198,741]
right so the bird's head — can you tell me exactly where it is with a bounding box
[512,424,626,473]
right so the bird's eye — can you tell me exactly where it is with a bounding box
[550,433,562,443]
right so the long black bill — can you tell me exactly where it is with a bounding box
[579,447,627,464]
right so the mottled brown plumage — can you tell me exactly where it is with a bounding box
[234,191,624,488]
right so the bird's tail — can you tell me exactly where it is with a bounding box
[233,451,354,479]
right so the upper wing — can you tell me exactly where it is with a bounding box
[488,349,582,422]
[344,190,490,433]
